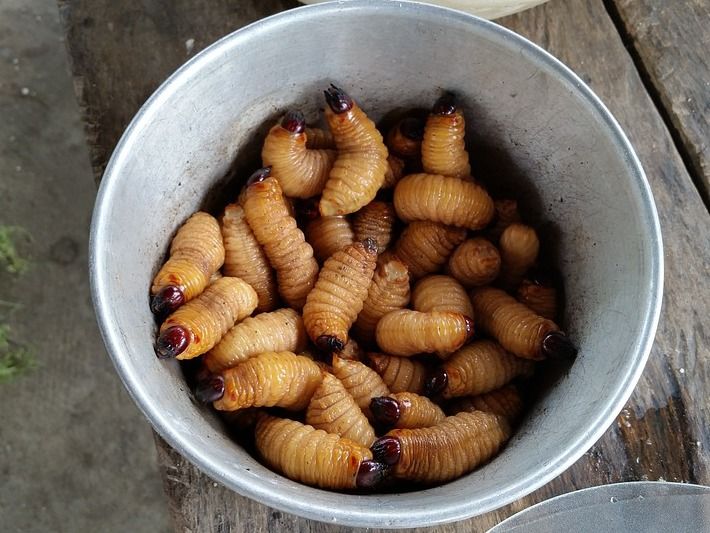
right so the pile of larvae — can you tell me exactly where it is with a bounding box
[150,85,577,492]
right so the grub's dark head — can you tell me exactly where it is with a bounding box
[281,110,306,134]
[324,84,353,114]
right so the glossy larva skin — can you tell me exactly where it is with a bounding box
[394,173,494,230]
[204,308,307,373]
[383,154,406,189]
[390,392,446,429]
[303,241,377,349]
[375,309,472,358]
[221,203,278,312]
[422,108,471,179]
[498,224,540,289]
[331,356,390,419]
[304,127,335,149]
[470,287,559,360]
[214,351,322,411]
[517,279,558,320]
[352,201,396,255]
[386,411,510,484]
[159,277,258,360]
[411,275,474,319]
[255,414,373,490]
[261,122,337,198]
[320,102,389,216]
[305,215,355,263]
[242,176,319,310]
[151,211,225,301]
[446,237,501,288]
[392,221,466,280]
[438,340,535,399]
[368,353,428,395]
[353,257,410,344]
[447,385,524,422]
[306,372,376,447]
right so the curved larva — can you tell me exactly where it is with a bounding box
[331,356,390,419]
[204,308,307,373]
[305,215,354,263]
[498,224,539,289]
[352,201,397,255]
[386,392,446,429]
[221,203,278,312]
[214,351,322,411]
[411,275,474,319]
[392,221,466,279]
[305,372,376,447]
[421,103,471,179]
[368,352,428,395]
[394,173,494,230]
[447,385,524,421]
[446,237,501,288]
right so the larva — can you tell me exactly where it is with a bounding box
[421,93,471,180]
[254,414,386,490]
[370,392,446,429]
[372,411,511,484]
[303,239,378,352]
[446,237,501,288]
[392,221,466,279]
[155,276,258,360]
[220,203,279,312]
[241,168,319,310]
[411,275,474,319]
[203,308,308,373]
[375,309,473,358]
[447,385,524,422]
[394,173,494,230]
[206,351,322,411]
[305,127,335,149]
[517,276,558,320]
[425,339,535,399]
[352,201,396,255]
[487,199,522,243]
[261,111,337,198]
[306,372,376,447]
[498,223,539,289]
[383,154,406,189]
[335,338,364,362]
[150,212,225,316]
[305,215,355,263]
[368,352,428,395]
[386,116,424,159]
[352,256,410,344]
[331,355,390,419]
[319,85,389,216]
[470,287,576,360]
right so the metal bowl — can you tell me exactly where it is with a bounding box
[89,0,663,528]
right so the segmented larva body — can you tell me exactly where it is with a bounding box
[303,240,377,351]
[305,127,335,149]
[255,414,373,490]
[447,385,524,421]
[331,356,390,418]
[375,309,473,358]
[383,154,406,189]
[378,411,510,484]
[446,237,501,288]
[411,275,474,319]
[471,287,570,360]
[306,372,376,447]
[374,392,446,429]
[220,203,278,312]
[352,256,410,344]
[156,277,258,360]
[368,353,428,394]
[392,221,466,280]
[498,224,539,289]
[386,116,424,159]
[242,174,319,310]
[352,201,397,255]
[203,308,308,373]
[261,113,336,198]
[517,279,558,320]
[151,212,225,315]
[421,95,471,179]
[436,340,535,399]
[320,86,389,216]
[214,351,322,411]
[487,199,522,243]
[305,215,355,263]
[394,173,494,230]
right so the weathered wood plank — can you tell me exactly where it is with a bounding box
[608,0,710,206]
[59,0,710,531]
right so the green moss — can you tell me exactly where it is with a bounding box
[0,225,29,275]
[0,324,35,383]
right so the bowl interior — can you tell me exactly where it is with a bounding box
[91,1,661,528]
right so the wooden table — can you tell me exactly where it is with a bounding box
[58,0,710,530]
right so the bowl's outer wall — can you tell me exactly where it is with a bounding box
[90,1,662,528]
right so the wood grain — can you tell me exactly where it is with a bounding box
[607,0,710,206]
[59,0,710,531]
